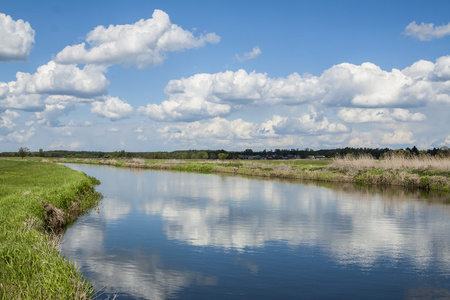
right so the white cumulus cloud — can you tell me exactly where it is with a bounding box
[0,109,20,130]
[0,93,43,111]
[139,56,450,123]
[137,135,147,141]
[381,130,415,145]
[320,62,418,107]
[138,69,323,121]
[337,108,426,123]
[6,126,35,143]
[0,61,109,112]
[261,114,348,135]
[157,112,348,148]
[34,95,101,127]
[30,61,109,98]
[55,9,220,68]
[48,141,83,150]
[158,117,258,142]
[35,102,76,127]
[91,96,133,121]
[404,21,450,41]
[0,13,35,62]
[235,46,261,62]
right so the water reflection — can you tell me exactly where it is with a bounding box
[62,164,450,299]
[63,200,217,299]
[143,177,450,270]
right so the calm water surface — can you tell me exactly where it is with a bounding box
[61,164,450,300]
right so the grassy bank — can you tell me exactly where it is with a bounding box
[53,155,450,192]
[0,159,101,299]
[327,154,450,191]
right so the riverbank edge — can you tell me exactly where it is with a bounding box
[0,159,102,299]
[54,158,449,193]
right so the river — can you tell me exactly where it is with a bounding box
[61,163,450,300]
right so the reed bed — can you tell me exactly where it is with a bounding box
[326,154,450,191]
[328,154,450,174]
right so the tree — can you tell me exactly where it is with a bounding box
[18,147,30,159]
[218,153,228,160]
[439,146,450,157]
[194,151,208,159]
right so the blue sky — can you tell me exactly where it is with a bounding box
[1,0,449,152]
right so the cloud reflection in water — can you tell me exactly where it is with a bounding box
[136,173,450,272]
[62,165,450,299]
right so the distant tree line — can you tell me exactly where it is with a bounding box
[1,146,449,160]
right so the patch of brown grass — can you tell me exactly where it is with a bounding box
[43,202,66,233]
[328,154,450,174]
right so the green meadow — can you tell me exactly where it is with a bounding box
[0,159,101,300]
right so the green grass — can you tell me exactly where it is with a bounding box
[414,170,450,177]
[171,163,215,173]
[0,159,101,299]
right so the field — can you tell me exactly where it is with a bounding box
[53,154,450,192]
[0,159,101,300]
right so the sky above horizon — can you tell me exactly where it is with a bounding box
[1,0,449,152]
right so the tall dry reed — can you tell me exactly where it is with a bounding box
[328,154,450,173]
